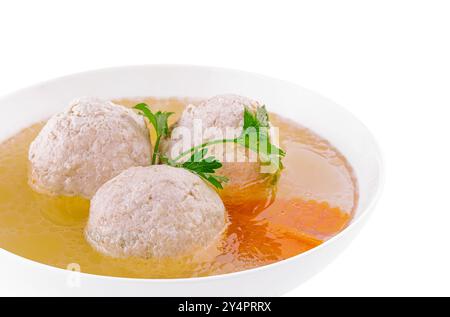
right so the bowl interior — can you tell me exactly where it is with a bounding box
[0,65,382,223]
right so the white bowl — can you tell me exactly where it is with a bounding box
[0,65,383,296]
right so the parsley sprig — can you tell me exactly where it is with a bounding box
[165,148,229,190]
[134,103,285,190]
[239,105,285,170]
[134,103,173,165]
[173,106,285,171]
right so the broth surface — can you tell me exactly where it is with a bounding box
[0,97,357,278]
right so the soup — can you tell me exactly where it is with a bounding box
[0,97,357,278]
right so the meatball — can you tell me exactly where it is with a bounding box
[29,98,151,199]
[175,94,259,136]
[85,165,227,259]
[163,94,277,211]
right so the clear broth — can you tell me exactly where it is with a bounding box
[0,97,357,278]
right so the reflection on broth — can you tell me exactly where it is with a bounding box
[0,97,357,278]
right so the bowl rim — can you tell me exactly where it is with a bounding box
[0,64,385,284]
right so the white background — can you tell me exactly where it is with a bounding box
[0,0,449,296]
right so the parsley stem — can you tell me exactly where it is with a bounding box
[173,138,236,163]
[152,135,161,165]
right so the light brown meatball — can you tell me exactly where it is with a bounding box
[163,94,278,212]
[85,165,227,259]
[29,98,152,198]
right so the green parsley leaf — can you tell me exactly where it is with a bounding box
[179,148,228,189]
[154,111,173,138]
[134,103,157,128]
[134,103,174,164]
[255,105,270,128]
[237,105,285,172]
[243,107,259,130]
